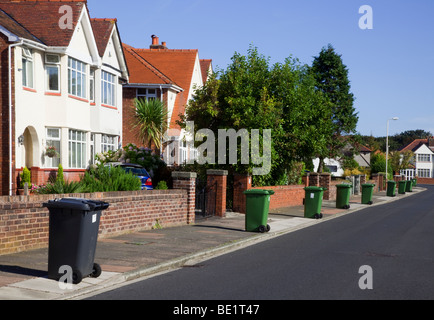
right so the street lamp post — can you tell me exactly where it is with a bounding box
[386,117,399,182]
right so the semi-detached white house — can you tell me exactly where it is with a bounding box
[400,138,434,179]
[0,1,128,195]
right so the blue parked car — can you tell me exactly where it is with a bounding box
[108,163,153,190]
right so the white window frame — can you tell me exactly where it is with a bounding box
[417,169,431,178]
[101,134,118,153]
[45,54,61,93]
[417,154,431,162]
[69,129,87,169]
[137,88,158,101]
[68,57,87,99]
[45,128,61,168]
[101,70,116,107]
[89,68,96,103]
[180,139,187,164]
[22,48,34,89]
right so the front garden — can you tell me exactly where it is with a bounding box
[22,143,171,195]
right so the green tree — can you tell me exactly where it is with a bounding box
[133,98,168,150]
[310,44,359,172]
[182,45,334,186]
[370,153,393,179]
[390,150,414,174]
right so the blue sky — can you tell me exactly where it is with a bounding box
[87,0,434,137]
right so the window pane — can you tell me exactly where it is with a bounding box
[82,74,86,98]
[77,73,82,97]
[71,70,77,95]
[90,79,94,101]
[22,59,27,86]
[47,128,60,139]
[28,60,33,88]
[47,66,59,91]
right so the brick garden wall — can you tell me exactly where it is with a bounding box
[415,178,434,185]
[251,185,305,210]
[0,171,196,256]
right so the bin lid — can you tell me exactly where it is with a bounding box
[336,184,352,188]
[43,198,110,212]
[243,189,274,196]
[304,186,326,192]
[362,183,376,187]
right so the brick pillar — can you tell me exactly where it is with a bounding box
[232,174,252,214]
[207,169,228,218]
[360,175,366,186]
[172,171,197,224]
[309,173,320,187]
[31,167,47,186]
[379,173,386,191]
[319,173,331,200]
[302,173,310,187]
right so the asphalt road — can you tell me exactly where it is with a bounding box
[88,185,434,301]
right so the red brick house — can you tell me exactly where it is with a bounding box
[122,35,213,165]
[0,0,128,195]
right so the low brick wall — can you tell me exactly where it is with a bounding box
[415,178,434,185]
[0,189,190,256]
[251,185,305,210]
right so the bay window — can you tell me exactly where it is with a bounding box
[68,57,87,99]
[101,71,116,106]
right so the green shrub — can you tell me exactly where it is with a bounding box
[80,165,141,193]
[36,180,84,195]
[95,143,168,185]
[20,167,31,188]
[57,164,64,184]
[155,181,168,190]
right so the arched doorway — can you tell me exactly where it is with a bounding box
[23,126,40,169]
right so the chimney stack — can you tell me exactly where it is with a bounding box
[150,35,167,49]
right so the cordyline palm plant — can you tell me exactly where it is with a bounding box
[133,98,168,150]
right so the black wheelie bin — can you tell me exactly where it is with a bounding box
[43,198,109,284]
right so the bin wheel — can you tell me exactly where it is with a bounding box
[72,270,83,285]
[258,225,266,233]
[368,201,373,205]
[319,213,323,219]
[90,263,102,278]
[314,214,320,220]
[266,225,271,232]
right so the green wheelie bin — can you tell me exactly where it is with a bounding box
[405,179,413,192]
[244,189,275,233]
[398,180,407,194]
[336,184,352,209]
[387,181,397,197]
[361,183,375,205]
[304,186,326,219]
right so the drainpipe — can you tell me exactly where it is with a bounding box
[160,85,163,156]
[8,40,23,196]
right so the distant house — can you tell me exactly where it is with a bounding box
[400,138,434,179]
[122,35,212,165]
[312,143,372,177]
[0,1,128,195]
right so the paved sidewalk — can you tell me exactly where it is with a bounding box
[0,187,425,300]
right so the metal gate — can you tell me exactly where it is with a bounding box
[195,179,216,218]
